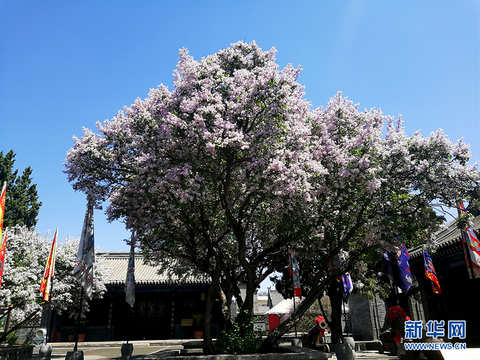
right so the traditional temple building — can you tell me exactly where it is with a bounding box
[408,216,480,346]
[51,252,220,342]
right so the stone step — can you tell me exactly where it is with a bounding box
[180,348,205,355]
[183,340,204,349]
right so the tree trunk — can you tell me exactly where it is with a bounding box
[327,280,343,344]
[220,271,236,332]
[235,228,256,316]
[240,269,256,315]
[203,261,223,355]
[203,282,216,354]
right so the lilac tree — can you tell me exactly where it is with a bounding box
[65,40,314,352]
[263,93,479,347]
[0,226,107,343]
[64,41,478,351]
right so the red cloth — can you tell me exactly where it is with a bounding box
[315,316,327,336]
[393,316,411,343]
[386,306,407,322]
[268,314,280,331]
[386,306,410,343]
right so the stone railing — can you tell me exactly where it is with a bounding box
[0,345,34,360]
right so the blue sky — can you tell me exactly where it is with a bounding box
[1,1,479,252]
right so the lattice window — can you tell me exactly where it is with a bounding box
[157,300,166,316]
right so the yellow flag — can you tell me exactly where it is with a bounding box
[40,228,58,301]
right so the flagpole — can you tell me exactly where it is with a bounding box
[73,286,84,353]
[46,302,53,343]
[393,281,399,305]
[46,266,55,344]
[67,202,94,360]
[41,227,58,343]
[122,237,136,357]
[288,252,298,338]
[0,230,7,292]
[457,204,477,280]
[462,229,476,280]
[45,272,55,344]
[293,294,297,338]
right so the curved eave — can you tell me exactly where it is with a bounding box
[409,216,480,259]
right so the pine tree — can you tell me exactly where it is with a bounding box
[0,150,42,228]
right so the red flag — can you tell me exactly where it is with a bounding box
[459,203,480,278]
[0,183,7,292]
[0,182,6,242]
[289,252,301,297]
[0,230,7,291]
[461,227,480,279]
[40,228,58,301]
[423,250,441,294]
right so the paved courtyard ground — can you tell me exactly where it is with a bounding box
[32,343,183,359]
[31,342,394,360]
[30,341,480,360]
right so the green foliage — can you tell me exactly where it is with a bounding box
[216,311,262,354]
[79,319,89,332]
[6,331,17,345]
[192,313,204,326]
[359,277,392,300]
[0,150,42,228]
[348,250,392,300]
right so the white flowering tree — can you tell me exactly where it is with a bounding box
[65,40,314,353]
[0,226,107,343]
[264,93,479,347]
[64,41,478,352]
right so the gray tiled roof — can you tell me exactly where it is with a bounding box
[409,216,480,258]
[267,289,285,308]
[99,252,211,286]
